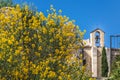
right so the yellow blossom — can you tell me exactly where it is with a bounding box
[32,44,35,48]
[55,49,59,54]
[38,46,42,50]
[58,76,62,80]
[8,40,12,45]
[48,71,56,78]
[42,27,47,34]
[23,68,28,73]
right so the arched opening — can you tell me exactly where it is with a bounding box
[95,31,100,47]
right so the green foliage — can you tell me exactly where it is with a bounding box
[110,56,120,80]
[101,47,108,77]
[0,0,14,8]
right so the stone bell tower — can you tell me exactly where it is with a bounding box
[90,28,105,47]
[90,28,105,78]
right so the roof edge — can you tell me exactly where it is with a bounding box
[90,28,105,33]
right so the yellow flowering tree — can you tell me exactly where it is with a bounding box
[0,5,91,80]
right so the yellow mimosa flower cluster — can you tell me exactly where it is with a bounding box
[0,4,93,80]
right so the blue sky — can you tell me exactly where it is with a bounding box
[13,0,120,47]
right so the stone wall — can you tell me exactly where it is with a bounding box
[106,48,111,76]
[106,48,120,75]
[97,48,102,78]
[91,47,98,77]
[84,47,92,75]
[111,49,120,61]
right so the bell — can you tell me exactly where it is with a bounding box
[95,35,100,43]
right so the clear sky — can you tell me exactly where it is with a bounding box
[13,0,120,47]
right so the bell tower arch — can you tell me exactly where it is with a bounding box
[90,28,105,47]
